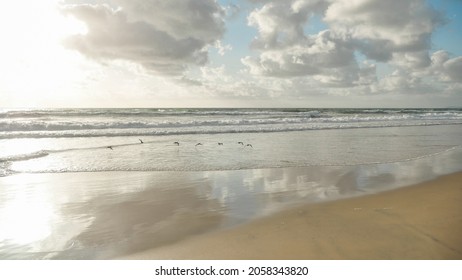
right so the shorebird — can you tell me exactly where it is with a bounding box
[246,144,253,148]
[218,143,223,145]
[195,143,203,146]
[107,146,113,150]
[139,139,143,144]
[237,142,244,145]
[173,141,180,146]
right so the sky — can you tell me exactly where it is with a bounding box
[0,0,461,108]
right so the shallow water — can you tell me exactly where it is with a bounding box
[2,125,462,175]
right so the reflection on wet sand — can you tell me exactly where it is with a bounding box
[54,173,225,259]
[0,172,225,259]
[0,148,462,259]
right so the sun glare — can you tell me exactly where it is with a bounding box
[0,1,88,107]
[0,175,54,245]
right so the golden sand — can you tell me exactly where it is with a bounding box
[122,172,462,260]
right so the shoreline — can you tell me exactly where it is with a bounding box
[121,171,462,260]
[1,144,462,259]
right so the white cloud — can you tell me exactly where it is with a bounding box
[242,0,461,98]
[242,30,356,79]
[324,0,444,61]
[214,40,233,56]
[248,0,327,49]
[243,0,366,87]
[201,65,230,83]
[379,70,422,91]
[443,57,462,82]
[429,51,462,83]
[392,51,431,70]
[61,0,225,76]
[109,0,225,42]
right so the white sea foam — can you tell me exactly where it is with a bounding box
[0,151,49,163]
[1,108,461,138]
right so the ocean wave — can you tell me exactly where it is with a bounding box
[0,119,297,132]
[1,111,461,132]
[1,121,461,139]
[1,108,462,139]
[0,151,50,163]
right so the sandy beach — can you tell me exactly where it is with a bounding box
[122,171,462,260]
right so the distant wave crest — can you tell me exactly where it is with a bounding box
[1,108,461,139]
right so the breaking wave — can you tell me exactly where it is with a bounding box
[1,108,461,139]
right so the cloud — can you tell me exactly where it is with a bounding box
[242,30,355,77]
[242,0,462,96]
[201,65,230,83]
[61,0,225,76]
[243,0,366,86]
[224,2,241,19]
[248,0,327,49]
[379,69,422,91]
[429,51,462,82]
[392,51,431,70]
[243,15,369,87]
[443,57,462,82]
[58,0,461,104]
[214,40,233,56]
[324,0,444,61]
[109,0,225,42]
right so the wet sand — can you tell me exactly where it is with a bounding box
[2,147,462,259]
[122,171,462,260]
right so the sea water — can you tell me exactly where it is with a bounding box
[2,108,462,175]
[1,108,462,259]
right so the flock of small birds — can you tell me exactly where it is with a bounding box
[107,139,253,150]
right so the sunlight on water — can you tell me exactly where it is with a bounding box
[0,176,54,245]
[0,139,45,159]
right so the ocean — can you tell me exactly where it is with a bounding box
[2,108,462,176]
[1,108,462,259]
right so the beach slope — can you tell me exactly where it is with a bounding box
[122,172,462,260]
